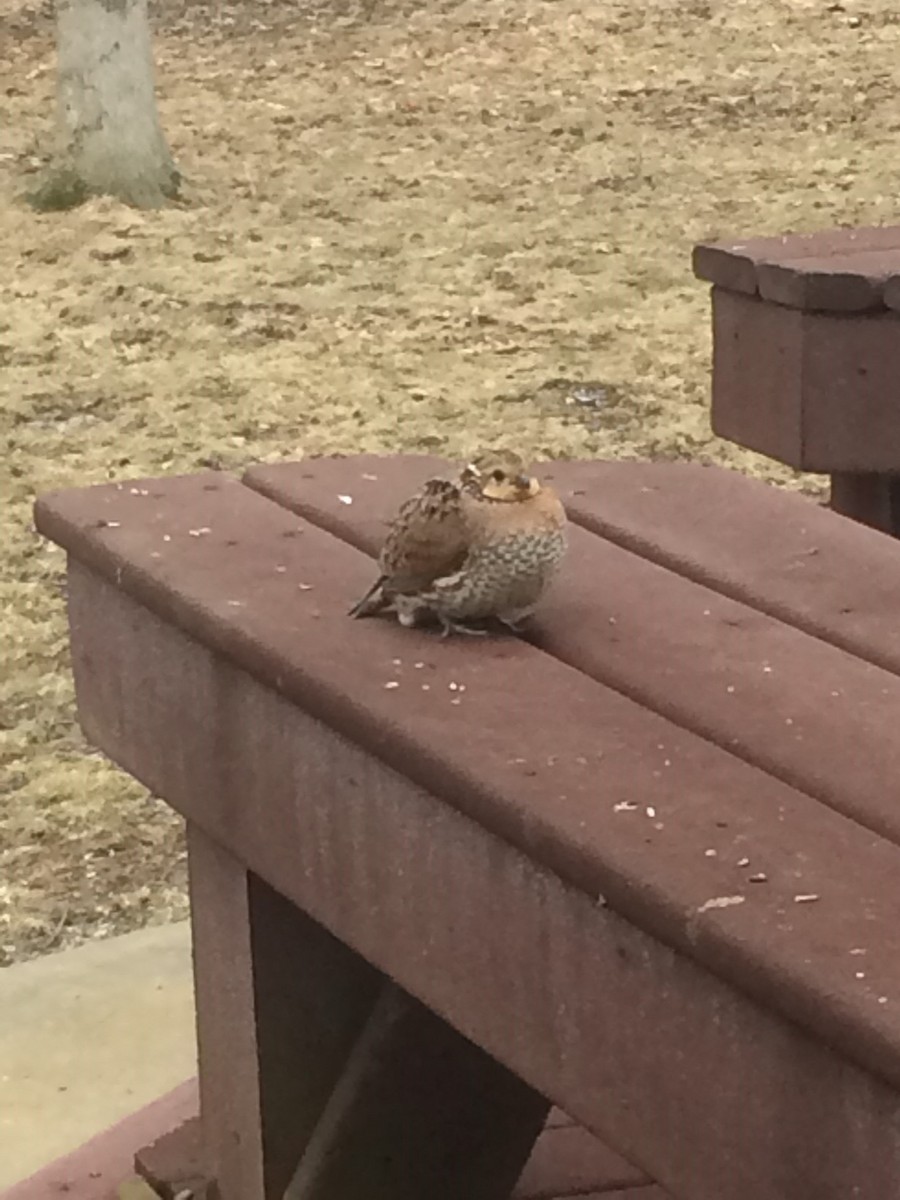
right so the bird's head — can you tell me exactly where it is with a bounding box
[460,449,540,502]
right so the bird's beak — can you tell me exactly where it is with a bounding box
[464,462,481,478]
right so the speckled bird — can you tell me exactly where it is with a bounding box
[349,450,567,635]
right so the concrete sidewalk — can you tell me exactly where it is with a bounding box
[0,922,196,1191]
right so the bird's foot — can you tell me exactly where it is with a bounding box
[438,617,489,638]
[495,610,535,635]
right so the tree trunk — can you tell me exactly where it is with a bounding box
[33,0,180,210]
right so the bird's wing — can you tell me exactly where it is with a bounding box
[379,478,473,594]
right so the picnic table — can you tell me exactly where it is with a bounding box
[694,222,900,532]
[35,452,900,1200]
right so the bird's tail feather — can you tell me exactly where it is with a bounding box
[348,577,389,619]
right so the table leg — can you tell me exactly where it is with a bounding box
[187,823,549,1200]
[830,471,900,535]
[188,822,382,1200]
[284,981,549,1200]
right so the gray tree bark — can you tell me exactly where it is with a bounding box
[33,0,180,210]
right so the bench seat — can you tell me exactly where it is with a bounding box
[35,457,900,1200]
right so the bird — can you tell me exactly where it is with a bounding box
[349,450,567,636]
[348,472,472,623]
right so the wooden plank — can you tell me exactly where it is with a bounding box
[538,457,900,674]
[693,225,900,309]
[57,561,900,1200]
[34,476,900,1092]
[245,456,900,845]
[755,251,900,312]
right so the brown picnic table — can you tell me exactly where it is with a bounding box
[35,454,900,1200]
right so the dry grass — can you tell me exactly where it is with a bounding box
[2,0,897,964]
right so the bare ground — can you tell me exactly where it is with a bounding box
[2,0,897,964]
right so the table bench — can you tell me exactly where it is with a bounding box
[35,454,900,1200]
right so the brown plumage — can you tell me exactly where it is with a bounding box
[349,451,567,635]
[347,475,471,620]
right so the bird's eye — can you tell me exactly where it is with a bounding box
[491,468,505,482]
